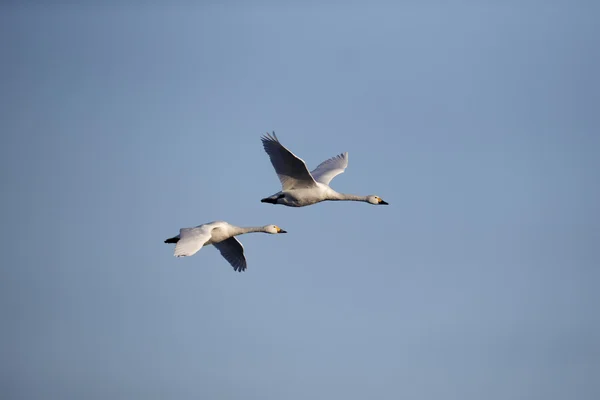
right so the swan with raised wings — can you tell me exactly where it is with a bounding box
[260,132,389,207]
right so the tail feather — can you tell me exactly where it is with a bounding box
[164,236,180,244]
[261,193,285,204]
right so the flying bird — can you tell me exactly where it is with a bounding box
[260,132,389,207]
[164,221,287,272]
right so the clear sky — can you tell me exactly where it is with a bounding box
[1,2,599,399]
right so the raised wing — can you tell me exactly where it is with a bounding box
[214,237,247,272]
[310,152,349,185]
[261,132,318,190]
[174,225,213,257]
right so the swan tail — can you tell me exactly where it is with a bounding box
[260,193,285,204]
[164,236,180,244]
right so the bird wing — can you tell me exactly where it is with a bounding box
[213,237,247,272]
[261,132,318,190]
[173,225,214,257]
[310,152,349,186]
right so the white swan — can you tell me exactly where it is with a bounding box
[260,132,389,207]
[164,221,287,272]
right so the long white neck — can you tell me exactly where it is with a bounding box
[231,226,268,236]
[328,192,369,202]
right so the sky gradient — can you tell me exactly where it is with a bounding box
[1,2,599,399]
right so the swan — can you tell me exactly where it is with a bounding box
[260,132,389,207]
[164,221,287,272]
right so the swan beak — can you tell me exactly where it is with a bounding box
[278,228,287,233]
[379,199,389,205]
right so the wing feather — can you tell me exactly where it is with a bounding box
[213,237,247,272]
[261,132,318,190]
[173,225,213,257]
[310,152,349,185]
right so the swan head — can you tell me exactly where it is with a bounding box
[367,195,389,205]
[264,225,287,234]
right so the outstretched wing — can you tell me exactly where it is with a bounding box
[310,152,349,186]
[261,132,318,190]
[214,237,247,272]
[173,225,213,257]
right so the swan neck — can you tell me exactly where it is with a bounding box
[234,226,266,235]
[331,192,368,202]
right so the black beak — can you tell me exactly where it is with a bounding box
[261,198,277,204]
[379,200,389,205]
[279,229,287,233]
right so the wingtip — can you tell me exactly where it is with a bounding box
[261,131,279,143]
[233,264,247,272]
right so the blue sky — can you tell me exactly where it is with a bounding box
[1,2,599,399]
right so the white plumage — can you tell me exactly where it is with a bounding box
[164,221,287,272]
[260,132,389,207]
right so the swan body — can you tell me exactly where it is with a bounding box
[260,132,389,207]
[164,221,287,272]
